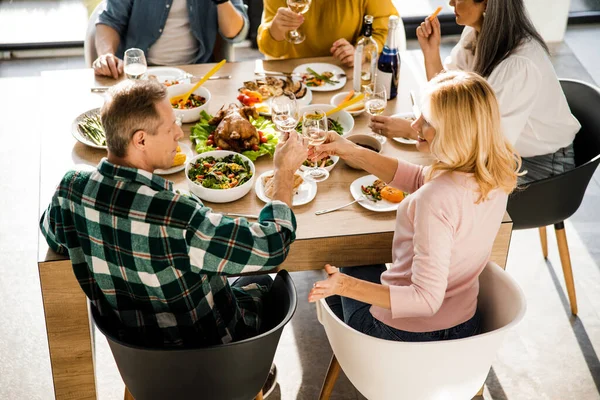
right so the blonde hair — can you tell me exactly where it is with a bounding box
[423,70,521,203]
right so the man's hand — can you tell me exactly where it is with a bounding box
[416,16,441,55]
[369,115,418,140]
[270,7,304,42]
[273,131,308,174]
[93,54,123,79]
[330,39,355,67]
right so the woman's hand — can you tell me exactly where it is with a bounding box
[274,131,308,173]
[416,16,441,55]
[308,264,345,302]
[307,131,356,162]
[270,7,304,41]
[330,38,355,67]
[369,116,418,140]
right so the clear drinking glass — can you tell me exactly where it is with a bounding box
[365,83,388,144]
[301,110,329,182]
[124,48,147,80]
[271,94,299,140]
[285,0,311,44]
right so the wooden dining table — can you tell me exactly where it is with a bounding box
[37,52,512,399]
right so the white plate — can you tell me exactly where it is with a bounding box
[299,104,354,136]
[154,142,193,175]
[299,155,339,172]
[72,107,107,149]
[255,170,317,206]
[147,67,190,85]
[350,175,400,212]
[293,63,347,92]
[256,85,312,116]
[391,112,418,145]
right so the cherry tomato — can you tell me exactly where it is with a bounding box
[216,146,222,150]
[260,136,268,143]
[208,134,214,140]
[206,139,214,146]
[252,144,260,151]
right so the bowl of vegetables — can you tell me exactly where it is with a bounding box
[185,151,255,203]
[330,91,365,116]
[167,83,211,123]
[298,104,354,136]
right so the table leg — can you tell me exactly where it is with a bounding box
[39,259,97,400]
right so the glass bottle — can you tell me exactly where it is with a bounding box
[376,15,401,100]
[353,15,378,92]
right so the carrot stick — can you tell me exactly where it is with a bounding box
[429,6,443,21]
[341,90,355,104]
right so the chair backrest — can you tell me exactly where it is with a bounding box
[84,1,106,68]
[507,79,600,230]
[92,270,297,400]
[316,262,526,400]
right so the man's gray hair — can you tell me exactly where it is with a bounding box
[101,80,167,158]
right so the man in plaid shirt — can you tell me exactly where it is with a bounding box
[40,80,307,347]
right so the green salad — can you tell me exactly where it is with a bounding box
[187,155,253,189]
[190,111,278,161]
[296,118,344,136]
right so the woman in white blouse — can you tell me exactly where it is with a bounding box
[370,0,580,183]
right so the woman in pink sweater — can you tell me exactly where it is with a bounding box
[308,71,521,341]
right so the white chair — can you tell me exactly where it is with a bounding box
[83,0,237,68]
[316,261,526,400]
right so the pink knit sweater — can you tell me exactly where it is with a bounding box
[370,160,508,332]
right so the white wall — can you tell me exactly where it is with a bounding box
[524,0,571,43]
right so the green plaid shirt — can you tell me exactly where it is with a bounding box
[40,159,296,347]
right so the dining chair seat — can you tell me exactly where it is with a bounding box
[92,270,297,400]
[507,79,600,315]
[316,262,526,400]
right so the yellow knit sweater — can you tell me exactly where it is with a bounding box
[257,0,399,60]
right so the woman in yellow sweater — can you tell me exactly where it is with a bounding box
[257,0,398,65]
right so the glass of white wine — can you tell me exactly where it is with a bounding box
[365,83,388,144]
[301,110,329,182]
[285,0,311,44]
[124,48,147,80]
[271,94,299,140]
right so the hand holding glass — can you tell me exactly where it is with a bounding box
[124,48,147,80]
[365,84,388,143]
[286,0,311,44]
[302,110,329,182]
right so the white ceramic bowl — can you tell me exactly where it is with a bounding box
[299,104,354,136]
[299,155,340,172]
[345,134,383,169]
[185,151,255,203]
[329,91,365,116]
[167,84,211,123]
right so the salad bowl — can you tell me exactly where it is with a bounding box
[167,83,211,123]
[185,151,255,203]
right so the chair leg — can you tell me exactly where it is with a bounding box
[539,226,548,259]
[255,390,264,400]
[554,222,578,315]
[319,355,341,400]
[124,387,134,400]
[475,384,484,396]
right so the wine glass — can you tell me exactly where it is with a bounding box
[365,83,388,144]
[271,94,299,140]
[301,110,329,182]
[285,0,311,44]
[124,48,147,80]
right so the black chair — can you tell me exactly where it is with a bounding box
[507,79,600,315]
[91,270,297,400]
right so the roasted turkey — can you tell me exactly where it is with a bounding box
[208,104,260,152]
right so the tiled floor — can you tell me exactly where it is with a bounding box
[1,27,600,400]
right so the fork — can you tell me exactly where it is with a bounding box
[315,196,365,215]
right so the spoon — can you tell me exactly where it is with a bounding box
[169,59,226,105]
